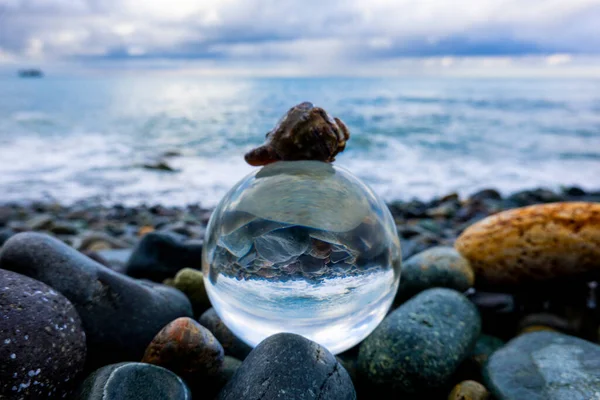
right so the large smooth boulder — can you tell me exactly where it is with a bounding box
[0,232,193,368]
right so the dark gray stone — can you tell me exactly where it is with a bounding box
[76,362,191,400]
[358,288,481,397]
[219,333,356,400]
[0,232,193,369]
[199,308,252,360]
[0,268,86,399]
[395,246,474,304]
[484,331,600,400]
[125,232,203,282]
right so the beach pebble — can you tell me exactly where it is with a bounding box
[0,268,86,399]
[25,214,54,231]
[76,362,191,400]
[484,331,600,400]
[448,380,490,400]
[125,232,203,282]
[199,308,252,360]
[173,268,211,316]
[358,288,481,397]
[395,246,474,303]
[0,232,193,368]
[78,232,131,252]
[455,202,600,286]
[142,317,224,381]
[219,333,356,400]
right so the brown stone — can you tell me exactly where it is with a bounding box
[455,202,600,286]
[142,317,224,380]
[448,380,490,400]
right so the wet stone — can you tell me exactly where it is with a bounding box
[219,333,356,400]
[0,268,86,399]
[125,232,203,282]
[395,246,474,304]
[484,331,600,400]
[142,317,224,382]
[76,362,191,400]
[358,288,481,397]
[0,232,193,369]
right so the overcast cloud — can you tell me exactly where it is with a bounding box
[1,0,599,75]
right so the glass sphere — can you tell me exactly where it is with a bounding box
[202,160,401,354]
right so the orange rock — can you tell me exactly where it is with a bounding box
[455,202,600,286]
[138,225,154,236]
[142,317,224,380]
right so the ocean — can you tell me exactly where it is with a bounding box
[0,76,599,207]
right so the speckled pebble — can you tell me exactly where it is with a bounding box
[484,331,600,400]
[395,246,474,303]
[358,288,481,397]
[0,268,86,399]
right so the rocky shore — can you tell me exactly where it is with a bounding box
[1,185,599,399]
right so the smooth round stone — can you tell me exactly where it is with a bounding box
[125,232,203,282]
[76,362,191,400]
[484,331,600,400]
[142,317,224,381]
[448,380,490,400]
[219,333,356,400]
[358,288,481,396]
[203,161,401,354]
[0,232,193,368]
[395,246,474,303]
[455,202,600,286]
[0,269,86,399]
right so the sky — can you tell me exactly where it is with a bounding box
[1,0,600,76]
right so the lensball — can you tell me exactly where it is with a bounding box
[202,160,401,354]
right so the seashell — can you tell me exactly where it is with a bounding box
[245,102,349,166]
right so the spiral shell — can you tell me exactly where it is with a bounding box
[244,102,350,166]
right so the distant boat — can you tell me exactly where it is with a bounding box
[18,69,44,78]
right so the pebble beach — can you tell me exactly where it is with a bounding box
[1,184,600,399]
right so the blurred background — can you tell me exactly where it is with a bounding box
[0,0,599,207]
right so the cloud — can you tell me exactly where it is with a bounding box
[0,0,599,73]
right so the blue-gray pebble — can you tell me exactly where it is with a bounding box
[76,362,191,400]
[358,288,481,396]
[484,331,600,400]
[220,333,356,400]
[395,246,474,303]
[0,232,193,368]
